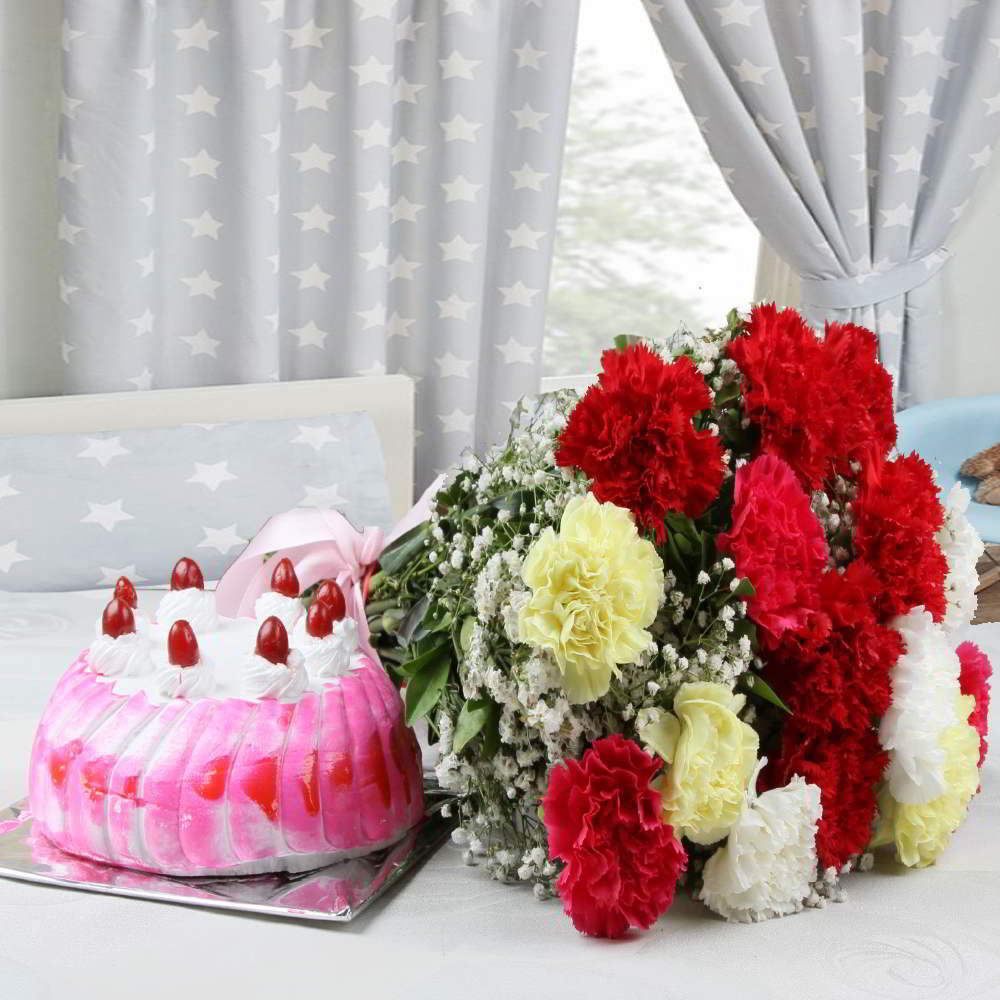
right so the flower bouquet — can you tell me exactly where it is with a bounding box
[366,305,992,937]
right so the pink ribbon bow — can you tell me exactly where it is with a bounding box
[214,477,443,657]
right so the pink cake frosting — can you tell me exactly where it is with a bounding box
[28,616,424,877]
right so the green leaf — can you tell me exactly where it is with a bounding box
[613,334,636,352]
[397,639,450,678]
[743,672,792,714]
[423,604,454,634]
[486,488,533,520]
[397,594,430,646]
[459,616,476,653]
[700,532,715,573]
[713,381,741,408]
[480,709,501,760]
[404,651,452,725]
[378,523,430,577]
[732,577,756,598]
[453,697,497,754]
[664,532,690,582]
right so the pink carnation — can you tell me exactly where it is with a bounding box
[543,734,686,939]
[718,454,828,646]
[957,641,992,767]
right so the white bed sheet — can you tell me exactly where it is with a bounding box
[1,588,998,1000]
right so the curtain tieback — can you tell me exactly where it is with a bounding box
[798,247,952,311]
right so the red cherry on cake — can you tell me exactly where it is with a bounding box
[113,576,138,609]
[170,557,205,592]
[270,557,300,598]
[256,616,289,665]
[167,620,200,668]
[314,579,346,621]
[102,599,136,639]
[305,600,334,639]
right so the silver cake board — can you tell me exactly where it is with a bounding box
[0,783,455,922]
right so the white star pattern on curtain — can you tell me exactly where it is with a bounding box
[57,0,580,489]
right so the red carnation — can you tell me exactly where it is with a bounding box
[718,454,828,645]
[728,305,896,491]
[822,320,896,471]
[556,345,724,542]
[761,560,901,869]
[766,721,887,871]
[764,562,900,735]
[727,304,838,489]
[853,453,948,622]
[543,734,687,939]
[957,640,992,767]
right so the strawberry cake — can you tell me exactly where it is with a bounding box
[28,558,424,876]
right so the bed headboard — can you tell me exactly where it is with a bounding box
[0,375,415,521]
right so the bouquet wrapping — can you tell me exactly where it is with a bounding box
[368,305,992,936]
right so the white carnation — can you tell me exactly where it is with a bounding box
[699,769,822,923]
[936,483,984,633]
[879,607,963,805]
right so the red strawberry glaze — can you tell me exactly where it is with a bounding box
[27,656,96,830]
[113,576,138,609]
[358,668,406,832]
[65,695,156,859]
[142,699,218,871]
[280,698,330,854]
[40,680,121,818]
[230,700,296,860]
[270,557,300,598]
[367,664,422,812]
[256,616,289,665]
[167,620,199,667]
[318,683,363,851]
[194,756,230,801]
[306,600,334,638]
[314,579,347,621]
[242,757,281,822]
[332,670,391,844]
[170,557,204,591]
[178,699,256,870]
[102,599,136,638]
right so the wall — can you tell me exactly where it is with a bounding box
[0,0,62,399]
[942,154,1000,399]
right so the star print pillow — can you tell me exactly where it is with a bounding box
[0,412,391,592]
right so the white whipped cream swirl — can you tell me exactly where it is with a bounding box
[155,657,216,699]
[302,617,362,680]
[242,649,308,701]
[156,588,219,632]
[254,591,304,632]
[88,632,154,678]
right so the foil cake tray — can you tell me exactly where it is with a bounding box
[0,784,454,922]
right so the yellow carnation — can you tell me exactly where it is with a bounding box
[642,682,759,845]
[872,693,981,868]
[518,493,663,704]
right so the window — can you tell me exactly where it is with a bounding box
[543,0,760,377]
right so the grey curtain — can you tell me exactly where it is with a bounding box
[645,0,1000,406]
[58,0,579,488]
